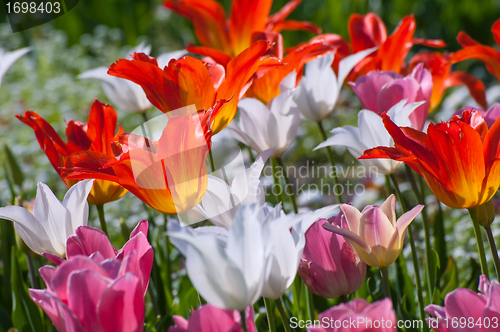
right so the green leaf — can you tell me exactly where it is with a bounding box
[433,202,447,283]
[395,255,416,314]
[396,298,420,332]
[440,257,458,299]
[429,249,441,293]
[461,258,481,291]
[3,145,25,188]
[11,247,44,332]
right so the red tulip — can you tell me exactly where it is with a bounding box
[107,40,280,134]
[16,100,127,205]
[163,0,320,59]
[347,13,445,81]
[410,51,487,111]
[63,109,212,214]
[360,110,500,209]
[452,18,500,83]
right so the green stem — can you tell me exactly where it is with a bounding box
[339,294,349,303]
[276,157,298,214]
[96,204,109,236]
[484,225,500,279]
[380,266,391,298]
[240,310,248,332]
[484,225,500,280]
[271,158,285,205]
[305,286,315,320]
[246,145,255,164]
[208,149,216,173]
[264,298,276,332]
[292,277,301,320]
[469,208,490,279]
[275,297,292,332]
[141,111,149,123]
[389,174,427,332]
[385,175,393,196]
[405,166,434,296]
[26,253,38,289]
[317,121,343,204]
[163,215,173,296]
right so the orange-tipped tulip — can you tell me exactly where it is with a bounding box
[63,108,212,215]
[409,51,487,112]
[108,40,280,134]
[163,0,320,59]
[360,109,500,209]
[347,13,445,81]
[451,18,500,83]
[16,100,127,205]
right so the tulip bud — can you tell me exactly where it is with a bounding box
[476,200,495,227]
[298,211,366,298]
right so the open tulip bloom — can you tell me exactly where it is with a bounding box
[360,109,500,209]
[0,180,93,257]
[79,43,186,114]
[29,220,152,332]
[323,194,423,268]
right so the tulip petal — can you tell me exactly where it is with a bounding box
[380,194,397,227]
[29,289,85,332]
[67,226,118,259]
[67,270,111,332]
[62,179,93,235]
[451,45,500,82]
[185,44,233,68]
[0,206,54,255]
[322,222,371,254]
[163,0,231,53]
[396,204,423,246]
[228,0,273,55]
[130,219,149,239]
[98,273,144,332]
[348,13,387,53]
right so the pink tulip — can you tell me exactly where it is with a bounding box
[168,304,256,332]
[350,63,433,130]
[322,195,423,268]
[44,220,153,295]
[308,298,396,332]
[30,254,147,332]
[298,211,366,299]
[452,104,500,128]
[425,275,500,332]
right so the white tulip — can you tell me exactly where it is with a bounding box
[192,149,272,227]
[227,75,300,158]
[314,100,424,175]
[0,180,93,257]
[168,203,278,310]
[168,202,338,309]
[0,47,30,88]
[79,43,186,113]
[294,47,377,122]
